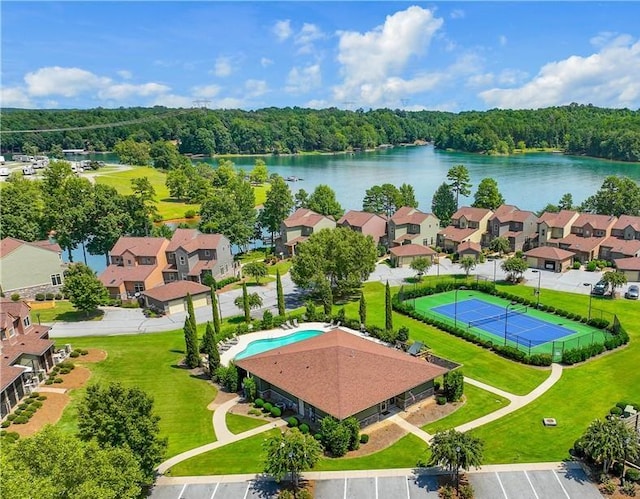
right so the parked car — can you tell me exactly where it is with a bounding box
[22,165,35,175]
[592,280,609,296]
[0,167,9,176]
[625,285,639,300]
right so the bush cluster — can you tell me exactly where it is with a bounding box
[3,393,46,428]
[215,277,240,289]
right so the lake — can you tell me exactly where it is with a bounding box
[67,146,639,271]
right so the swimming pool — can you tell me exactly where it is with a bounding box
[235,330,324,360]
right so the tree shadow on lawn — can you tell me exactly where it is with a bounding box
[53,309,104,322]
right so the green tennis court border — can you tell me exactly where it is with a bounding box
[404,289,613,362]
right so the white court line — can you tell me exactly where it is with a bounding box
[210,482,219,499]
[552,470,571,499]
[495,472,509,499]
[375,476,378,499]
[344,477,348,499]
[242,482,250,499]
[177,484,187,499]
[524,471,540,499]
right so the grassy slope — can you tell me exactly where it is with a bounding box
[30,300,103,323]
[225,413,269,434]
[55,331,218,457]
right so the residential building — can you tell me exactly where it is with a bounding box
[388,207,440,248]
[1,299,55,418]
[337,210,388,246]
[437,207,493,252]
[611,215,640,240]
[163,229,234,284]
[486,205,537,252]
[523,246,575,273]
[457,241,482,260]
[599,237,640,261]
[142,280,211,315]
[614,257,640,282]
[0,237,66,298]
[389,244,436,268]
[536,210,580,245]
[235,328,453,428]
[276,208,336,257]
[546,213,617,263]
[99,237,169,299]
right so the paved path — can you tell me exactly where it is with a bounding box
[389,414,433,443]
[211,396,240,443]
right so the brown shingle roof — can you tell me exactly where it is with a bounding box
[338,210,385,228]
[457,241,482,253]
[391,207,433,225]
[524,246,575,260]
[110,237,168,257]
[283,208,333,229]
[437,226,478,243]
[557,234,606,252]
[142,281,210,302]
[0,237,62,257]
[614,257,640,271]
[572,213,617,231]
[99,264,156,287]
[537,210,579,228]
[601,237,640,256]
[453,206,492,223]
[613,215,640,232]
[489,205,535,223]
[236,329,448,420]
[390,244,436,257]
[167,229,224,253]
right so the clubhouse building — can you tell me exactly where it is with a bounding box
[235,328,455,427]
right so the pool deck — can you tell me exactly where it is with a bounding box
[220,321,389,366]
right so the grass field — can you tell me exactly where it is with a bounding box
[29,300,104,323]
[226,413,269,434]
[94,166,269,221]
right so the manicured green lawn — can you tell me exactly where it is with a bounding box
[226,413,269,434]
[345,282,549,395]
[423,384,509,434]
[55,331,218,457]
[31,301,104,323]
[268,260,292,276]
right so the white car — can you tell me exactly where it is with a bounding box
[22,165,35,175]
[0,167,9,176]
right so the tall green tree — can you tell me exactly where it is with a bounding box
[443,370,464,402]
[276,269,286,316]
[241,282,251,322]
[501,256,528,282]
[243,261,268,284]
[489,236,511,256]
[446,164,472,209]
[459,256,477,277]
[294,188,309,209]
[431,182,457,226]
[0,176,45,241]
[263,429,323,490]
[362,183,400,217]
[203,321,220,378]
[249,159,269,184]
[260,175,294,246]
[582,175,640,216]
[130,177,158,235]
[77,382,167,485]
[183,315,200,369]
[601,270,628,298]
[558,192,574,210]
[322,282,333,316]
[398,183,419,209]
[0,426,143,499]
[307,184,344,219]
[87,184,133,266]
[472,177,505,210]
[210,285,221,336]
[429,429,484,491]
[62,263,108,316]
[113,138,151,166]
[150,140,183,170]
[186,292,197,332]
[385,281,393,332]
[359,291,367,326]
[409,257,432,279]
[580,417,640,474]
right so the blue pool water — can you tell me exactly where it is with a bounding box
[235,330,323,360]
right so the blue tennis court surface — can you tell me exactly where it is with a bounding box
[432,298,576,345]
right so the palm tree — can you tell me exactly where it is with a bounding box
[601,270,628,299]
[580,418,639,474]
[429,429,484,490]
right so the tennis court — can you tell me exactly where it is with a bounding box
[409,290,612,360]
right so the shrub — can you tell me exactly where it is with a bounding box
[31,401,43,409]
[270,406,282,417]
[28,392,38,399]
[314,433,322,441]
[45,293,55,300]
[621,481,636,496]
[45,379,54,385]
[261,310,274,329]
[17,403,28,410]
[263,402,273,413]
[459,484,475,499]
[602,480,616,495]
[1,421,10,428]
[23,409,35,417]
[360,434,369,444]
[13,415,28,424]
[626,469,640,483]
[58,361,75,370]
[287,417,299,427]
[397,326,409,342]
[37,395,47,401]
[299,423,310,434]
[278,490,294,499]
[438,484,454,499]
[10,293,20,301]
[35,293,45,301]
[254,398,264,408]
[70,351,80,358]
[586,261,598,272]
[185,209,197,219]
[436,396,447,405]
[613,462,625,477]
[572,261,581,270]
[54,378,63,383]
[55,293,63,300]
[6,414,17,421]
[434,381,441,392]
[610,406,623,416]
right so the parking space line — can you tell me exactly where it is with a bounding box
[343,478,347,499]
[552,470,571,499]
[405,476,410,499]
[177,484,187,499]
[495,472,509,499]
[209,482,219,499]
[375,476,378,499]
[242,482,250,499]
[524,471,540,499]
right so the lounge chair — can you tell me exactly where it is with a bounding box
[324,319,334,328]
[293,318,299,327]
[281,322,291,330]
[229,336,239,345]
[335,321,341,328]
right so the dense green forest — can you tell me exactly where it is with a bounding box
[2,104,639,162]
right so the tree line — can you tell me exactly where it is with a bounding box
[3,103,639,161]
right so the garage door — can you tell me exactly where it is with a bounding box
[193,296,208,309]
[168,301,185,314]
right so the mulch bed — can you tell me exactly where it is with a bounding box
[403,397,465,427]
[347,420,408,457]
[54,365,92,389]
[10,392,70,437]
[74,348,107,363]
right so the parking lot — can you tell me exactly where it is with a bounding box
[151,466,603,498]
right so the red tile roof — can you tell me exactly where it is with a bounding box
[110,237,168,257]
[489,205,535,223]
[572,213,617,231]
[601,237,640,256]
[236,329,448,420]
[613,215,640,232]
[142,280,210,302]
[338,210,385,228]
[283,208,333,229]
[0,237,62,257]
[537,210,579,228]
[166,229,224,253]
[393,233,422,244]
[457,241,482,253]
[557,234,606,252]
[524,246,575,260]
[614,257,640,271]
[437,226,477,243]
[99,264,155,287]
[391,207,433,225]
[453,206,492,223]
[390,244,436,257]
[187,260,216,276]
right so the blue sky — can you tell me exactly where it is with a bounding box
[2,2,639,111]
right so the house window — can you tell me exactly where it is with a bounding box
[127,259,132,266]
[204,249,210,257]
[168,274,175,281]
[134,282,145,293]
[23,316,30,328]
[179,255,186,265]
[167,253,174,261]
[51,274,62,286]
[181,273,188,280]
[541,229,546,236]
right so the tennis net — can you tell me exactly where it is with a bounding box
[467,305,528,328]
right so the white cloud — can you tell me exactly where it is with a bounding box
[245,79,268,98]
[497,69,528,86]
[332,6,444,107]
[117,70,133,79]
[260,57,273,67]
[450,9,465,19]
[151,94,194,108]
[499,35,507,46]
[24,66,110,97]
[0,87,33,107]
[213,57,233,77]
[286,64,322,94]
[466,73,495,88]
[295,23,325,54]
[192,85,221,98]
[98,82,170,100]
[305,99,328,109]
[273,19,292,42]
[480,35,640,109]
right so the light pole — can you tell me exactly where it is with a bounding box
[455,445,461,493]
[583,283,593,320]
[622,436,631,486]
[454,286,467,329]
[531,270,542,308]
[413,271,424,309]
[504,301,518,346]
[493,259,497,283]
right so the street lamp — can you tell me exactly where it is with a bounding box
[454,286,467,329]
[504,301,519,346]
[413,271,424,309]
[455,446,461,492]
[493,259,497,284]
[583,283,593,320]
[531,270,542,308]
